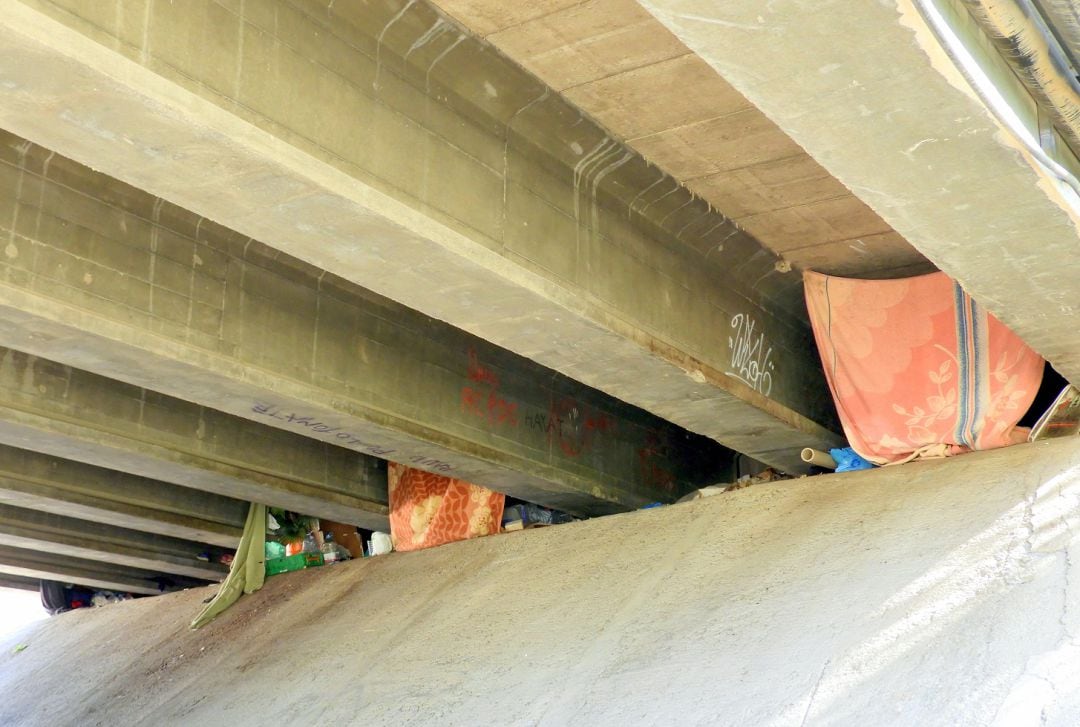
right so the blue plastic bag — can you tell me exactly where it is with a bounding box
[829,447,873,472]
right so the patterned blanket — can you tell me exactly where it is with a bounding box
[388,463,505,552]
[804,271,1043,465]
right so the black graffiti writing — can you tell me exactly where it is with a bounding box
[250,402,401,459]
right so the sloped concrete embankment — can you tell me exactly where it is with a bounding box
[1,438,1079,726]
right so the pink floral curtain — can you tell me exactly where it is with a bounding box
[804,271,1043,465]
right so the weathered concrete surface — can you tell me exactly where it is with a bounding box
[3,438,1080,725]
[636,0,1080,382]
[0,545,189,596]
[0,444,246,548]
[431,0,934,279]
[0,504,227,581]
[0,573,39,591]
[0,0,842,472]
[0,138,733,513]
[0,348,390,529]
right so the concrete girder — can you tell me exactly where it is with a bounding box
[0,0,842,472]
[0,139,733,514]
[0,444,246,548]
[0,572,39,591]
[428,0,933,281]
[0,504,228,581]
[0,349,390,528]
[0,544,194,595]
[635,0,1080,382]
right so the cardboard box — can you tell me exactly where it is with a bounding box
[322,520,364,559]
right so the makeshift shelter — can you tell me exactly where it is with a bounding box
[804,271,1044,465]
[191,503,266,629]
[388,463,504,552]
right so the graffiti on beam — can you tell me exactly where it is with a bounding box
[637,431,676,493]
[250,402,397,457]
[461,347,519,428]
[726,313,775,396]
[524,396,617,458]
[251,402,455,472]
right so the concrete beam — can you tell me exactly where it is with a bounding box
[428,0,932,281]
[0,349,390,528]
[0,544,190,595]
[0,444,246,548]
[0,0,841,472]
[0,140,733,515]
[0,572,39,591]
[0,504,227,581]
[635,0,1080,382]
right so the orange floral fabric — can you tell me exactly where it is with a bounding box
[804,271,1043,465]
[387,463,504,552]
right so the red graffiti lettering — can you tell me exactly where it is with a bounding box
[467,347,500,387]
[585,412,616,434]
[461,386,484,418]
[544,398,617,457]
[637,432,676,492]
[487,390,519,427]
[462,349,518,429]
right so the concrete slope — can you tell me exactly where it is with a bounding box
[2,438,1080,725]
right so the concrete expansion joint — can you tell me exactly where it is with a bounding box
[1021,487,1039,558]
[477,0,592,39]
[560,50,696,93]
[1034,674,1058,724]
[1060,515,1077,638]
[986,652,1061,727]
[797,658,831,727]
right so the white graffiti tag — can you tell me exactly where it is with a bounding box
[726,313,775,396]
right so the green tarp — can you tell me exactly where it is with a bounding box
[191,502,266,629]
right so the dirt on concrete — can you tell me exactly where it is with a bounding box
[2,438,1080,726]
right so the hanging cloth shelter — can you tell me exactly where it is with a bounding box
[804,271,1043,465]
[191,502,266,629]
[388,463,504,552]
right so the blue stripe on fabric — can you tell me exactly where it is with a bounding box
[953,283,971,447]
[969,295,984,446]
[972,291,980,445]
[972,293,980,445]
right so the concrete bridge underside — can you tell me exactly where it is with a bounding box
[0,0,1074,598]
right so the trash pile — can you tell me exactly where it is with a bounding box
[190,477,576,628]
[675,467,791,503]
[263,509,392,579]
[40,581,137,615]
[260,499,576,578]
[501,502,575,531]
